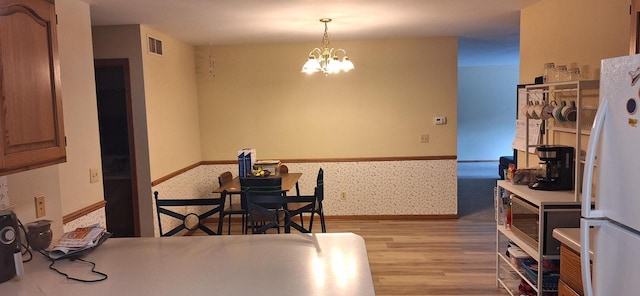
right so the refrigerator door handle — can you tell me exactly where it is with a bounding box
[582,102,607,218]
[581,218,604,296]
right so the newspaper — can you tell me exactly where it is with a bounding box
[48,224,106,259]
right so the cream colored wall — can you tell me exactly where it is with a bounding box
[520,0,629,84]
[6,0,102,236]
[92,25,154,236]
[518,0,630,168]
[195,37,458,160]
[140,26,203,179]
[55,0,104,215]
[7,167,63,235]
[92,25,204,236]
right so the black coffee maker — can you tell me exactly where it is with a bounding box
[529,145,575,191]
[0,210,21,283]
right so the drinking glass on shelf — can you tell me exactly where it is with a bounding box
[555,65,568,82]
[543,62,555,83]
[567,68,581,81]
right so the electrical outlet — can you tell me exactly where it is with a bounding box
[90,168,100,183]
[341,192,347,200]
[434,116,447,125]
[35,195,46,218]
[420,134,429,143]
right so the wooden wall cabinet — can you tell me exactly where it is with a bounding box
[0,0,66,175]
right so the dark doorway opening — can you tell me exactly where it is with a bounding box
[94,59,139,237]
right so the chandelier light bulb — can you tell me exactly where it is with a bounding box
[327,56,341,73]
[302,56,321,74]
[342,56,354,72]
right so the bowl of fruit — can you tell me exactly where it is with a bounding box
[250,166,271,177]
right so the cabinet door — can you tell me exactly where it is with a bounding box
[560,244,584,295]
[0,0,66,175]
[558,280,581,296]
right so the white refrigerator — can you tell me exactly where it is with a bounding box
[581,54,640,296]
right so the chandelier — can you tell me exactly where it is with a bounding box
[301,18,355,75]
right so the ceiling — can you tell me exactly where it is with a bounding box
[83,0,539,66]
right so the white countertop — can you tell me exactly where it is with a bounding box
[497,180,581,206]
[2,233,375,296]
[552,227,595,260]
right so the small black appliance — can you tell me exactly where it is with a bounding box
[0,210,20,283]
[529,145,575,191]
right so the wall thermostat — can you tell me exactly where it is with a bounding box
[434,116,447,125]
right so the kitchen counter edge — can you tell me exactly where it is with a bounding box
[552,227,595,260]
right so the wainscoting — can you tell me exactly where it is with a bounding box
[62,202,107,233]
[150,158,457,237]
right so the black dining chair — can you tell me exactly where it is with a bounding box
[241,177,316,234]
[241,177,284,234]
[288,168,326,233]
[154,191,225,236]
[219,171,246,234]
[309,168,326,233]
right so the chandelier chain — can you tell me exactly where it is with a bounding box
[321,21,330,49]
[208,42,215,77]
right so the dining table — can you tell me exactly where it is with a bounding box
[212,172,302,195]
[3,233,376,295]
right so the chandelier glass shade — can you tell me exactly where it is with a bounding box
[302,18,354,75]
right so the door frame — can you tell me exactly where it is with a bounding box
[631,0,640,54]
[94,58,140,236]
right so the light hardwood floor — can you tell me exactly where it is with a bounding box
[205,218,510,295]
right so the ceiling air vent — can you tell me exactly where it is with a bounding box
[148,35,163,55]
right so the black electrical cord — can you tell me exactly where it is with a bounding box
[16,217,107,283]
[17,219,33,263]
[37,250,108,283]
